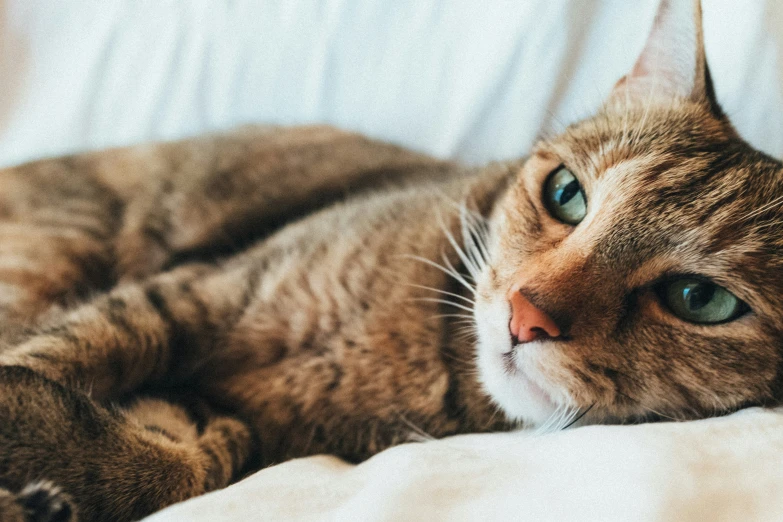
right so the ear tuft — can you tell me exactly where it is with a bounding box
[611,0,715,107]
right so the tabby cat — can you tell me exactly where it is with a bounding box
[1,1,782,520]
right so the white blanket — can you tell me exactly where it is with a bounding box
[146,408,783,522]
[1,1,782,521]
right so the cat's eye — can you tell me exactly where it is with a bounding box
[657,278,748,324]
[543,167,587,225]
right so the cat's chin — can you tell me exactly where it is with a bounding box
[478,352,558,424]
[474,296,563,426]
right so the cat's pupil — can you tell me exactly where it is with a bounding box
[556,180,580,205]
[684,283,715,311]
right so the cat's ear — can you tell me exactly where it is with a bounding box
[610,0,720,113]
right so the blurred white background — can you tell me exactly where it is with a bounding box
[0,0,780,167]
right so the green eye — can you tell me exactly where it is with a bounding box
[544,167,587,225]
[658,278,748,324]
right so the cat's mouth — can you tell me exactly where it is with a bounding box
[474,295,566,425]
[501,348,556,413]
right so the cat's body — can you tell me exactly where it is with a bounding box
[2,1,783,521]
[0,125,511,521]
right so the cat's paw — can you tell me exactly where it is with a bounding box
[0,481,75,522]
[126,397,255,491]
[198,416,255,491]
[126,398,199,443]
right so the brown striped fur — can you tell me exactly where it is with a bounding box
[1,1,783,520]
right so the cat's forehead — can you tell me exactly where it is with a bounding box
[548,105,783,234]
[536,105,783,309]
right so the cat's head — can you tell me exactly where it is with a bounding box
[474,0,783,427]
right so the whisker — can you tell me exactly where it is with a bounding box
[459,205,491,271]
[404,283,476,306]
[452,322,479,332]
[534,403,564,435]
[429,313,475,321]
[453,327,478,337]
[410,297,474,313]
[559,405,576,432]
[400,254,477,296]
[396,412,436,442]
[562,403,594,430]
[436,211,482,280]
[615,390,684,422]
[452,322,478,331]
[741,194,783,223]
[589,363,691,422]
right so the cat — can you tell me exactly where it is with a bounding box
[1,0,783,520]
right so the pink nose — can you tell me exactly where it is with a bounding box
[508,290,561,343]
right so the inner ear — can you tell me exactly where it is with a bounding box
[609,0,721,115]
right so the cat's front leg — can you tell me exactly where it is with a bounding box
[0,261,252,400]
[0,367,253,522]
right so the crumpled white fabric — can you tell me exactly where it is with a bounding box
[146,408,783,522]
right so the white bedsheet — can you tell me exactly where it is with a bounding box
[1,1,783,521]
[146,408,783,522]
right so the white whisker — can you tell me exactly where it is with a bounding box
[533,403,561,435]
[404,283,476,306]
[436,211,482,280]
[743,194,783,223]
[396,412,437,442]
[401,254,477,296]
[410,297,474,314]
[432,313,473,318]
[459,205,490,271]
